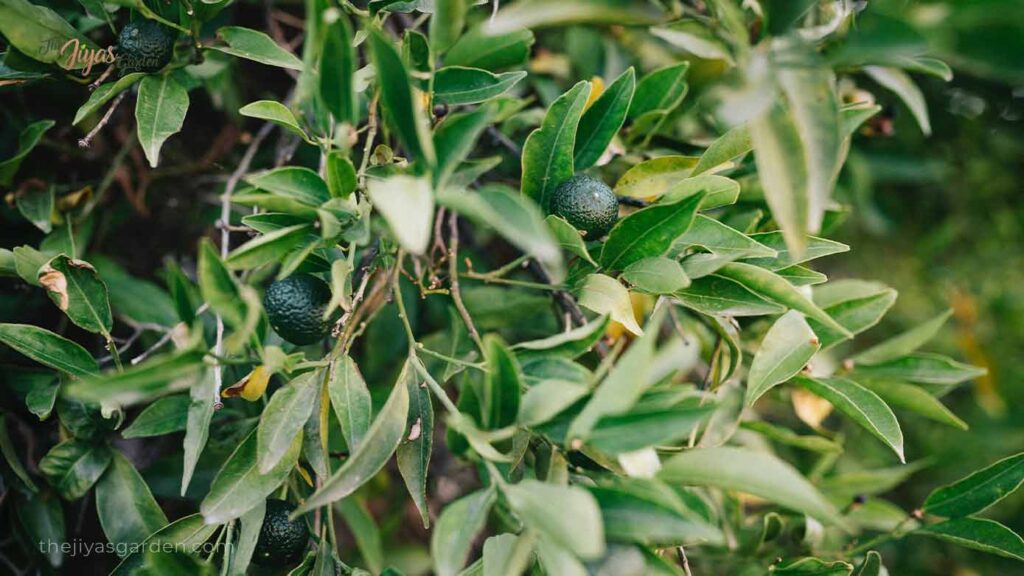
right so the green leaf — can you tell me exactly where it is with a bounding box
[658,446,846,527]
[122,395,190,438]
[716,262,852,337]
[513,315,609,360]
[0,323,99,377]
[397,369,433,528]
[652,20,733,63]
[433,105,495,188]
[574,67,635,170]
[794,376,905,462]
[480,334,521,429]
[431,487,496,576]
[746,311,820,405]
[567,308,661,441]
[295,360,411,514]
[229,501,264,576]
[15,490,64,567]
[853,309,953,365]
[741,420,842,453]
[0,413,37,491]
[614,156,699,199]
[200,427,302,524]
[661,174,741,210]
[673,275,786,317]
[916,518,1024,562]
[858,379,967,430]
[439,185,562,276]
[433,67,526,105]
[521,80,591,210]
[325,152,357,199]
[503,479,605,559]
[65,349,205,406]
[589,481,723,546]
[96,451,168,555]
[445,27,534,71]
[750,102,810,257]
[225,224,314,270]
[519,379,589,427]
[0,0,98,68]
[854,551,884,576]
[91,256,179,327]
[744,232,849,270]
[601,191,704,271]
[329,355,373,450]
[430,0,466,52]
[136,74,190,168]
[923,452,1024,518]
[577,273,642,336]
[853,353,986,387]
[629,62,689,120]
[809,283,897,349]
[13,244,47,286]
[546,215,596,266]
[38,255,112,335]
[777,265,828,286]
[245,166,331,205]
[258,370,320,473]
[864,66,931,135]
[211,26,303,70]
[587,405,714,454]
[16,182,53,233]
[111,514,219,575]
[536,540,587,576]
[320,13,357,124]
[692,124,751,176]
[369,28,436,167]
[675,215,776,262]
[486,0,663,34]
[771,557,853,575]
[337,497,384,573]
[181,372,216,496]
[366,174,434,255]
[39,440,112,500]
[622,257,690,294]
[238,101,309,141]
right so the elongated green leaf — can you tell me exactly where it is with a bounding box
[432,487,496,576]
[661,174,741,210]
[65,349,205,406]
[854,551,884,576]
[246,166,330,205]
[794,376,905,462]
[15,490,65,567]
[747,311,820,405]
[536,540,587,576]
[38,255,112,335]
[858,379,967,430]
[486,0,662,34]
[111,514,219,575]
[614,156,698,199]
[622,257,690,294]
[181,372,215,496]
[258,370,320,473]
[693,124,751,176]
[923,452,1024,518]
[198,237,243,327]
[325,152,357,199]
[513,315,609,360]
[430,0,466,52]
[750,102,809,257]
[677,215,776,261]
[519,379,589,426]
[15,182,52,234]
[295,361,411,514]
[577,273,642,335]
[546,215,596,265]
[717,262,851,337]
[136,74,189,168]
[809,285,897,350]
[504,479,605,559]
[0,0,98,68]
[658,446,846,526]
[74,75,146,126]
[369,28,435,166]
[97,451,168,555]
[320,13,356,124]
[741,420,842,453]
[238,101,309,140]
[601,191,704,271]
[589,482,723,545]
[575,67,635,169]
[122,395,190,438]
[366,174,434,255]
[39,440,111,500]
[853,310,953,365]
[916,518,1024,562]
[744,232,849,270]
[0,323,98,377]
[853,353,986,387]
[445,27,534,71]
[588,405,714,454]
[211,26,303,69]
[433,67,526,105]
[630,62,690,120]
[865,66,931,135]
[481,335,521,429]
[433,105,494,188]
[568,309,661,442]
[772,557,853,575]
[329,355,373,450]
[521,80,591,210]
[225,224,313,270]
[397,369,433,528]
[673,275,786,317]
[1,413,37,492]
[200,427,302,524]
[652,20,733,63]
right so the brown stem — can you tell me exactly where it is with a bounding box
[447,213,486,353]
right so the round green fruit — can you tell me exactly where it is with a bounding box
[263,273,332,346]
[115,20,176,75]
[253,499,309,568]
[550,174,619,238]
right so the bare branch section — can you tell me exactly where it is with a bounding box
[526,260,609,358]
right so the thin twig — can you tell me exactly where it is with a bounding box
[526,260,609,358]
[676,546,694,576]
[357,90,380,189]
[78,91,127,148]
[447,213,486,353]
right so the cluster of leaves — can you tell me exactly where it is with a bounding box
[1,0,1022,574]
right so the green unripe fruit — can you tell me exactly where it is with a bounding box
[550,174,619,238]
[115,20,176,75]
[253,499,309,567]
[263,273,332,346]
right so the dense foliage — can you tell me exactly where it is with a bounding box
[1,0,1022,574]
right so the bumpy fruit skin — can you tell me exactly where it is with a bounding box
[263,274,332,346]
[550,174,619,238]
[115,20,176,75]
[253,500,308,567]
